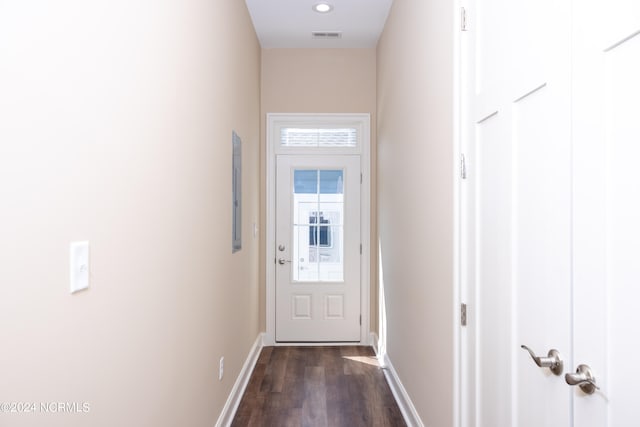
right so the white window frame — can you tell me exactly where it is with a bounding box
[265,113,371,345]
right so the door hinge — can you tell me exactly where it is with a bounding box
[360,173,363,184]
[461,7,468,31]
[359,315,362,325]
[461,303,467,326]
[360,243,362,254]
[460,153,467,179]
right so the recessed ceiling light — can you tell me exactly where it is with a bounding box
[313,3,333,13]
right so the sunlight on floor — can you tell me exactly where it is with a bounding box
[342,355,381,367]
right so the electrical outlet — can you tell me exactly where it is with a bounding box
[70,241,90,293]
[219,357,224,381]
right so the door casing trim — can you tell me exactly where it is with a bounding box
[265,113,371,346]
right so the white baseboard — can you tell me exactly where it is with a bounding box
[369,332,379,354]
[215,333,264,427]
[378,351,425,427]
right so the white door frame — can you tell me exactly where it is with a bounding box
[265,113,371,346]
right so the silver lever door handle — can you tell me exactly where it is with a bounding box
[565,364,599,395]
[278,258,291,265]
[521,345,564,376]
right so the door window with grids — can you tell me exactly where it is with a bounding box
[292,169,344,282]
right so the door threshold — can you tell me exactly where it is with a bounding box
[273,341,362,346]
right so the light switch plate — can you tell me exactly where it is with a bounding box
[70,241,89,294]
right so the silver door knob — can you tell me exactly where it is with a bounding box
[278,258,291,265]
[521,345,564,376]
[565,364,599,395]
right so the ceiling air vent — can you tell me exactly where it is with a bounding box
[312,31,342,39]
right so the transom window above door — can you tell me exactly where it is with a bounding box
[270,114,365,155]
[280,128,357,148]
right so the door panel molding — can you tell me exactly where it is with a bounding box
[461,0,573,425]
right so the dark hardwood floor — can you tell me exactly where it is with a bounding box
[231,346,407,427]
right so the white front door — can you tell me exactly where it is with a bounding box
[275,155,361,342]
[463,0,640,425]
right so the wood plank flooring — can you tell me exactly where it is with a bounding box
[231,346,406,427]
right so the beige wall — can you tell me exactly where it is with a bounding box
[259,48,378,333]
[376,0,455,425]
[0,1,260,426]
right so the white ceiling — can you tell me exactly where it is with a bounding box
[245,0,394,49]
